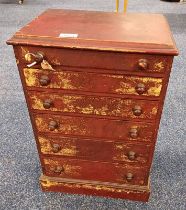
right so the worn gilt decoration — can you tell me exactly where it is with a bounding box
[7,9,178,202]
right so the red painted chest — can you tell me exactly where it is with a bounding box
[7,9,178,202]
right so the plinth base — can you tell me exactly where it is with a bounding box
[40,174,150,202]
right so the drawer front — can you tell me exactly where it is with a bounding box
[29,91,159,120]
[18,46,170,73]
[38,136,151,164]
[24,68,163,97]
[42,157,149,185]
[34,114,155,142]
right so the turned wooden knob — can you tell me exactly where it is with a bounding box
[129,127,139,138]
[39,75,50,86]
[138,59,148,70]
[126,173,134,181]
[51,144,61,153]
[50,166,64,174]
[132,105,143,116]
[25,51,44,67]
[128,151,136,160]
[135,83,146,95]
[43,99,53,109]
[48,120,58,131]
[25,51,44,63]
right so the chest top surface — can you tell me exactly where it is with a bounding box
[7,9,178,55]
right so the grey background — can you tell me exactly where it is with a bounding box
[0,0,185,209]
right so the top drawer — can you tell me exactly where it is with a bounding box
[15,46,172,73]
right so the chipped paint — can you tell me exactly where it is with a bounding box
[60,78,76,89]
[113,144,132,162]
[38,136,51,153]
[35,116,89,136]
[151,107,158,115]
[113,152,147,164]
[105,74,123,79]
[30,93,158,119]
[23,68,163,97]
[30,95,44,109]
[16,59,19,64]
[35,115,153,141]
[21,47,29,58]
[41,179,121,192]
[115,77,162,97]
[38,136,77,156]
[35,117,44,128]
[52,58,61,65]
[115,144,124,150]
[24,69,37,86]
[44,159,81,176]
[40,176,148,193]
[62,148,77,156]
[154,61,164,71]
[24,53,32,62]
[24,68,78,89]
[63,164,81,176]
[41,59,55,70]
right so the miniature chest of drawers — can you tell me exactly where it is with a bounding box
[7,9,178,202]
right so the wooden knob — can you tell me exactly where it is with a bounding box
[138,59,148,70]
[25,51,44,63]
[132,105,143,116]
[126,173,134,181]
[43,99,53,109]
[51,144,61,153]
[135,83,146,95]
[129,127,139,138]
[39,75,50,86]
[48,120,58,131]
[25,51,44,67]
[50,166,64,174]
[128,151,136,160]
